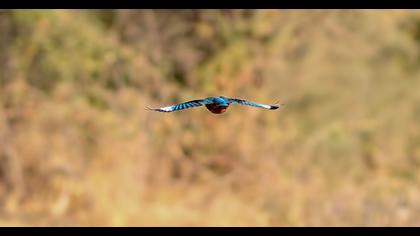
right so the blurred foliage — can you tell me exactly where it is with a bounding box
[1,10,420,226]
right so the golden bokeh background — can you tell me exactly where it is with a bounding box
[1,10,420,226]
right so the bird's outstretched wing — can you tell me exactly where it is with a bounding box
[146,99,210,112]
[228,98,283,110]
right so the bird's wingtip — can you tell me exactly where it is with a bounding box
[270,100,286,110]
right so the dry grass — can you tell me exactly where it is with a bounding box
[1,9,420,226]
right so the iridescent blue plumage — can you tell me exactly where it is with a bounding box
[146,96,284,114]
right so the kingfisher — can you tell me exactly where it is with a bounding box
[146,96,284,114]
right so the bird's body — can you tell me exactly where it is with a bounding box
[205,103,228,114]
[146,96,284,114]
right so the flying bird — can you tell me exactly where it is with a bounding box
[146,96,284,114]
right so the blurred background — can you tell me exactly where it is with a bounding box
[0,9,420,226]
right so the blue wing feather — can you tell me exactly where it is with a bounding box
[228,98,280,110]
[146,99,209,112]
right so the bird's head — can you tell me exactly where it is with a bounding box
[214,96,229,107]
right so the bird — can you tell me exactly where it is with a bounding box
[146,96,284,114]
